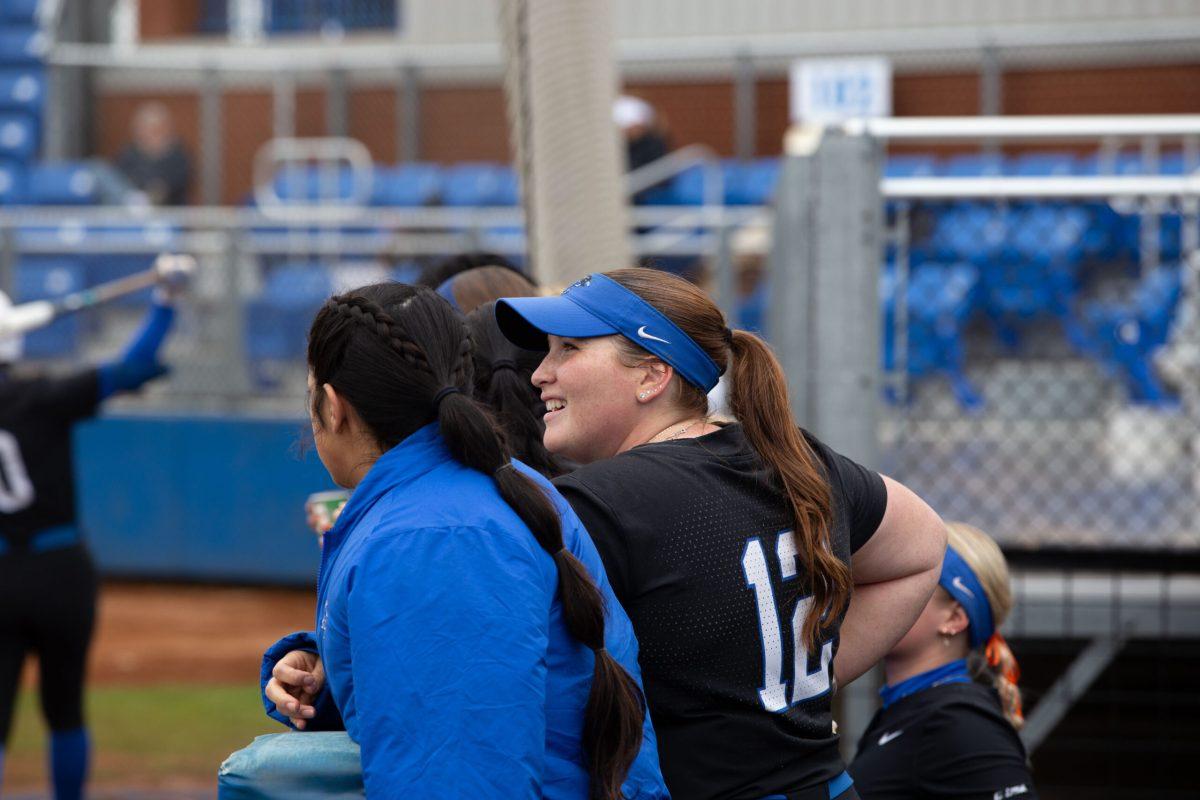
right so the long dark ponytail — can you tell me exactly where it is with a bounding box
[307,283,643,799]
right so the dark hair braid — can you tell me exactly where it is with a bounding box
[308,284,644,800]
[466,301,570,478]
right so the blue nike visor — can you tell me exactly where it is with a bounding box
[495,273,723,392]
[938,545,995,649]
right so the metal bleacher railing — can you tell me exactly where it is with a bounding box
[850,116,1200,557]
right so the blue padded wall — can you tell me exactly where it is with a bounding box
[75,415,334,584]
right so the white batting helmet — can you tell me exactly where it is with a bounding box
[0,290,24,363]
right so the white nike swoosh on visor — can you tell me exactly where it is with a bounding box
[877,730,904,745]
[951,576,975,599]
[637,325,670,344]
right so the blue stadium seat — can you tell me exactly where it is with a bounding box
[371,163,441,207]
[245,263,334,364]
[440,163,513,207]
[1079,265,1182,404]
[881,261,982,408]
[0,113,36,160]
[1008,152,1079,176]
[0,28,45,67]
[495,165,520,206]
[28,162,103,205]
[0,0,41,24]
[15,258,83,358]
[0,159,24,203]
[1078,151,1155,176]
[885,155,937,178]
[723,159,779,206]
[1157,151,1199,176]
[0,70,42,115]
[940,152,1005,177]
[271,165,367,204]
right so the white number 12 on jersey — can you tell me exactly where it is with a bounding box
[742,532,833,712]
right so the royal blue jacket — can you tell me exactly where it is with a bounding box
[260,423,669,799]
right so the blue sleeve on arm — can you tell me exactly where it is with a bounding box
[97,303,174,400]
[347,527,550,798]
[260,631,343,731]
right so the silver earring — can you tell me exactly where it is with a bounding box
[639,391,649,400]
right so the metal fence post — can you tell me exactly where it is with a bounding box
[770,125,882,467]
[220,229,250,405]
[326,67,349,138]
[734,50,756,162]
[273,73,296,140]
[399,64,421,162]
[200,68,223,206]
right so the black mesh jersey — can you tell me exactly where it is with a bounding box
[849,682,1036,800]
[553,423,887,800]
[0,370,100,548]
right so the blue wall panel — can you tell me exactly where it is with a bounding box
[74,415,332,584]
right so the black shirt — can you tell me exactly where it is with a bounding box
[850,682,1037,800]
[0,370,100,548]
[116,143,191,206]
[553,424,887,800]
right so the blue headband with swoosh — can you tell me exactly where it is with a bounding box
[938,546,995,649]
[494,273,723,391]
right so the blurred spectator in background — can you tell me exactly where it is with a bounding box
[615,95,671,206]
[115,102,191,206]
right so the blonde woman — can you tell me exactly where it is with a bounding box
[849,522,1036,799]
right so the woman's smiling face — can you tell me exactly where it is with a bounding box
[530,334,648,465]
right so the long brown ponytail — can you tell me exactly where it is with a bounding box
[307,283,644,799]
[606,268,849,653]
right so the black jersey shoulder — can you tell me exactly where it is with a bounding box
[853,682,1036,800]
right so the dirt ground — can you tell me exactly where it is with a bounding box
[81,581,317,687]
[8,582,316,797]
[19,582,316,688]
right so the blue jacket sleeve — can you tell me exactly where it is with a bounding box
[345,525,551,798]
[260,631,343,731]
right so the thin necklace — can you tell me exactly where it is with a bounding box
[650,417,705,444]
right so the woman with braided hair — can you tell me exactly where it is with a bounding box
[849,522,1036,799]
[259,283,667,799]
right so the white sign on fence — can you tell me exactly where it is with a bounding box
[791,57,893,123]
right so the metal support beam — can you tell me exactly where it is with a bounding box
[273,74,296,140]
[1020,635,1126,755]
[980,45,1003,158]
[326,68,349,138]
[733,50,756,162]
[770,126,882,467]
[399,64,421,162]
[199,68,223,205]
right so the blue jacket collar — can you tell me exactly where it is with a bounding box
[317,423,448,588]
[879,659,971,708]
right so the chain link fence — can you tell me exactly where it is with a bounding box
[880,180,1200,552]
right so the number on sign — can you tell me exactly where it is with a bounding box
[742,532,833,712]
[0,430,34,513]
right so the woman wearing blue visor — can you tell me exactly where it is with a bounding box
[495,268,948,800]
[849,523,1036,799]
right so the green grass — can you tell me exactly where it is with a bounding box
[5,683,280,790]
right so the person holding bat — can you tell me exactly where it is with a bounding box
[0,256,188,800]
